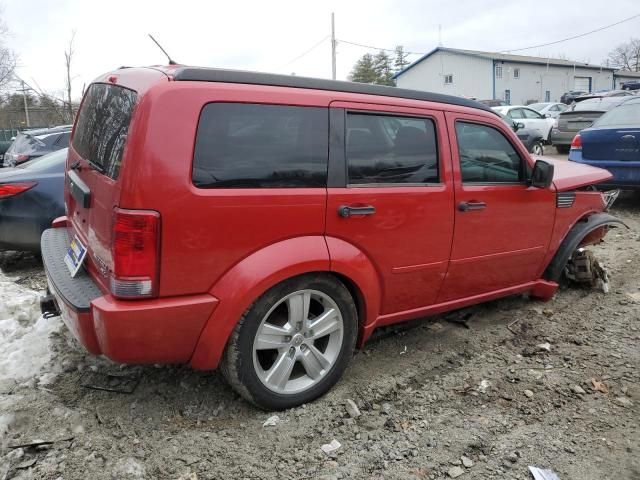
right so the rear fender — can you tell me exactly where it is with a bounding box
[543,213,627,282]
[189,236,330,370]
[325,236,382,347]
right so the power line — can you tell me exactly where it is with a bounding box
[280,35,330,70]
[338,39,426,56]
[501,13,640,53]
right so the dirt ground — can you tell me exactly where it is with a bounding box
[0,193,638,480]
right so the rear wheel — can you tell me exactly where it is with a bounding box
[555,145,570,154]
[220,274,357,410]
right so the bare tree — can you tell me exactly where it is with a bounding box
[64,30,76,122]
[607,38,640,72]
[0,13,16,91]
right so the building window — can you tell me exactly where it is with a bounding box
[545,90,550,102]
[495,66,502,78]
[514,68,520,79]
[444,74,453,84]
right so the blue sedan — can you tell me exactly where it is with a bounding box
[0,148,66,251]
[569,97,640,190]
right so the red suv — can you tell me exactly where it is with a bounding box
[41,66,623,409]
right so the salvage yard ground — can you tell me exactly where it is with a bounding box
[0,190,638,479]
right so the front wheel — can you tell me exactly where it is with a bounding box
[220,274,358,410]
[531,141,544,156]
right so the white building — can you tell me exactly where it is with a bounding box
[614,70,640,89]
[394,47,617,104]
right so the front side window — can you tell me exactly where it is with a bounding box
[508,108,524,119]
[193,104,328,188]
[346,113,439,185]
[455,122,524,184]
[72,83,137,180]
[522,108,542,119]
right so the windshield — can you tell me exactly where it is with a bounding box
[17,147,68,170]
[6,133,44,154]
[593,102,640,127]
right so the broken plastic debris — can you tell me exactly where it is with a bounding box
[262,415,279,427]
[529,466,560,480]
[321,439,341,454]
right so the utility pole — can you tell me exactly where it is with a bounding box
[21,80,31,128]
[331,12,337,80]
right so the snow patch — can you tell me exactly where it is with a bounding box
[0,270,62,385]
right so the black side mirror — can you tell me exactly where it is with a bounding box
[515,122,525,131]
[530,159,554,188]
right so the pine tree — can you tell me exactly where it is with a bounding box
[348,53,379,84]
[394,46,410,73]
[373,51,394,86]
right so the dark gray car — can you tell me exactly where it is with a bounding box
[550,96,634,153]
[0,148,66,251]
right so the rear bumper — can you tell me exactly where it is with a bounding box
[41,227,219,364]
[568,151,640,189]
[550,129,578,146]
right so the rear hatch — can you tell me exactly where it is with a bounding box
[557,110,603,133]
[581,127,640,161]
[66,82,139,292]
[581,99,640,161]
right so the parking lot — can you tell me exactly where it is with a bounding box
[1,187,638,479]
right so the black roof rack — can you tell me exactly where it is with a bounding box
[173,67,494,113]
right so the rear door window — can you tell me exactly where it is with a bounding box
[346,113,439,185]
[72,83,137,179]
[192,103,328,188]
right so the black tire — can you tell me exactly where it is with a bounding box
[555,144,570,154]
[219,274,358,410]
[531,141,544,156]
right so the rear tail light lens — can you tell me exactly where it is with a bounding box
[110,208,160,299]
[570,134,582,150]
[0,182,37,199]
[16,154,30,164]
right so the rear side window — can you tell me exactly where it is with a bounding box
[72,83,137,179]
[193,103,328,188]
[346,113,439,185]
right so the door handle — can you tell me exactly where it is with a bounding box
[338,205,376,218]
[458,201,486,212]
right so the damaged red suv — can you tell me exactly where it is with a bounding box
[41,66,623,409]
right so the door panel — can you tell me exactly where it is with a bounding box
[326,103,454,315]
[437,112,556,303]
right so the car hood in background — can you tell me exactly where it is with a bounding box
[537,157,613,191]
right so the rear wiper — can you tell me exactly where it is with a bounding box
[88,160,105,173]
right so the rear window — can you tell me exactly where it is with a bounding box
[569,98,625,112]
[6,133,44,155]
[72,83,137,179]
[192,103,328,188]
[594,102,640,127]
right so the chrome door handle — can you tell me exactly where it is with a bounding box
[458,201,486,212]
[338,205,376,218]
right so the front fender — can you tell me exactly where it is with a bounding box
[189,236,330,370]
[543,213,627,282]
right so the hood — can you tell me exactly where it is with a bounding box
[534,156,613,191]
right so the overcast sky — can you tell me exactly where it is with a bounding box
[4,0,640,100]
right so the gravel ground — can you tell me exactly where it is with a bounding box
[0,193,638,480]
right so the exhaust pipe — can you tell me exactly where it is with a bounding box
[40,294,60,319]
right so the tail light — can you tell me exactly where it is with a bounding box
[16,154,30,164]
[0,182,37,199]
[110,208,160,299]
[570,134,582,150]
